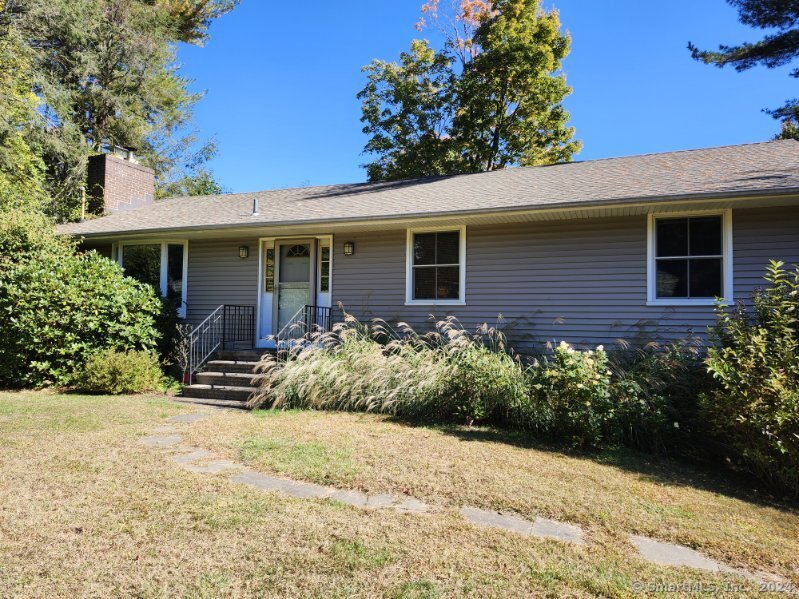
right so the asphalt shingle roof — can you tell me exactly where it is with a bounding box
[60,140,799,237]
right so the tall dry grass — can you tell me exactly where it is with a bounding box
[252,313,527,424]
[251,311,711,453]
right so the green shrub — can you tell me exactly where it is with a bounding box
[522,342,613,449]
[703,260,799,495]
[441,342,528,425]
[155,294,185,377]
[0,210,61,270]
[608,341,709,454]
[0,210,163,387]
[73,350,164,394]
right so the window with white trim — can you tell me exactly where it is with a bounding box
[406,227,465,304]
[119,241,188,317]
[648,212,731,304]
[319,245,331,293]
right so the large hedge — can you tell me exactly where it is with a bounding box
[0,210,162,387]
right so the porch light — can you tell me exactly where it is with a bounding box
[238,245,249,259]
[343,241,355,256]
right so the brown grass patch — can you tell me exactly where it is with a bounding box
[184,408,799,586]
[1,392,796,597]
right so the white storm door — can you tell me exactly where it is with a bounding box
[275,241,314,333]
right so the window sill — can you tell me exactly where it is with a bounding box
[404,301,466,307]
[646,299,726,307]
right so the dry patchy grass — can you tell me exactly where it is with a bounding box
[1,392,797,597]
[184,409,799,587]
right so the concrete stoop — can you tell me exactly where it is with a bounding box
[180,349,271,409]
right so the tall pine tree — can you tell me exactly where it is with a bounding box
[689,0,799,137]
[1,0,236,219]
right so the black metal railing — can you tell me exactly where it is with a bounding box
[301,304,332,335]
[274,304,332,359]
[223,304,256,349]
[186,304,256,384]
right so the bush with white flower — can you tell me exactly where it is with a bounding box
[520,341,614,449]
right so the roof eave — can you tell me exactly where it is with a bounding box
[61,186,799,239]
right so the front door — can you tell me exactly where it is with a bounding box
[275,241,313,333]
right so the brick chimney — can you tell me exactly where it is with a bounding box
[87,153,155,215]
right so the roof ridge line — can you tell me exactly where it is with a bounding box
[159,140,794,200]
[549,139,792,167]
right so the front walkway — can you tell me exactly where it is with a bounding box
[140,407,791,591]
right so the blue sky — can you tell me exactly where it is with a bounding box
[177,0,795,193]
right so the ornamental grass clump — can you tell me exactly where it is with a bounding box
[251,313,528,425]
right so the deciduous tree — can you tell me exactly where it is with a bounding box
[454,0,579,170]
[358,40,459,182]
[358,0,579,182]
[0,2,46,211]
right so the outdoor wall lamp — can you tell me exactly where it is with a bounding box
[238,245,249,259]
[343,241,355,256]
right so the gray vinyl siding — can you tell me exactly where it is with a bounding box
[733,207,799,300]
[185,238,259,326]
[172,206,798,348]
[332,206,799,350]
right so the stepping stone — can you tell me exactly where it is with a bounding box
[152,425,178,434]
[531,517,584,544]
[171,448,215,464]
[394,496,430,514]
[231,470,333,500]
[139,435,182,447]
[366,493,400,509]
[167,413,209,424]
[460,507,584,544]
[184,460,244,474]
[461,506,535,536]
[329,489,369,508]
[632,535,796,589]
[629,535,737,574]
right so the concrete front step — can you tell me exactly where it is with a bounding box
[195,371,258,387]
[181,383,256,403]
[216,349,272,362]
[174,396,250,410]
[206,360,259,374]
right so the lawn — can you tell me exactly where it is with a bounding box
[1,391,797,597]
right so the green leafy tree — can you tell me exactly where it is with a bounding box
[689,0,799,135]
[160,169,223,197]
[155,139,224,198]
[0,4,47,211]
[1,0,236,219]
[358,0,579,182]
[358,40,459,182]
[454,0,579,170]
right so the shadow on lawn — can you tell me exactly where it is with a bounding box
[393,417,799,513]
